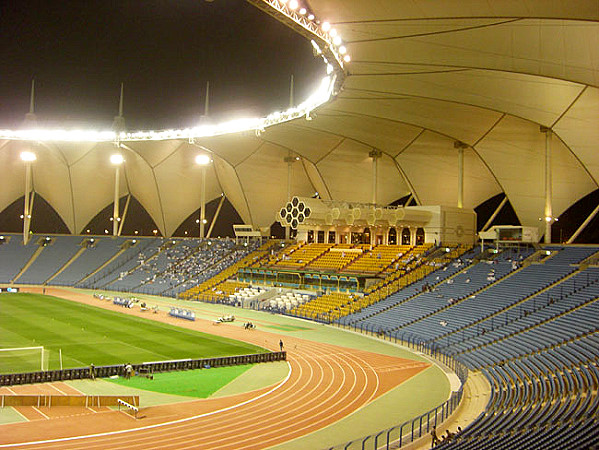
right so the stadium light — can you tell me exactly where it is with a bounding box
[195,154,211,165]
[110,154,124,165]
[20,151,37,162]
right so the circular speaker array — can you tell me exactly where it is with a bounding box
[278,197,313,229]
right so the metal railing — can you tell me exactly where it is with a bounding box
[325,325,469,450]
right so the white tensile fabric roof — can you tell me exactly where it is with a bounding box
[1,1,598,236]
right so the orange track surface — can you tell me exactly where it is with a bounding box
[0,288,429,449]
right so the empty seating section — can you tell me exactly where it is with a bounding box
[437,267,599,358]
[0,234,39,283]
[81,238,159,288]
[16,236,84,285]
[543,246,599,265]
[306,245,360,271]
[336,245,599,450]
[337,247,478,327]
[291,292,356,320]
[344,244,411,273]
[349,259,515,333]
[272,243,332,268]
[49,237,125,286]
[0,233,269,299]
[393,260,573,340]
[437,336,599,449]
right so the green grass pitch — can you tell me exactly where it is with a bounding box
[0,293,267,374]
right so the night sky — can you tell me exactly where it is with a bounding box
[1,2,597,241]
[0,0,325,130]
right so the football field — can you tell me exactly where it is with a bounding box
[0,293,266,374]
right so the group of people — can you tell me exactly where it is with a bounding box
[243,322,256,330]
[431,426,462,447]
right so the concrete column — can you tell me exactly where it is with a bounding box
[23,162,32,245]
[458,147,464,208]
[542,127,552,243]
[369,149,382,205]
[454,141,467,208]
[200,165,207,239]
[113,165,120,236]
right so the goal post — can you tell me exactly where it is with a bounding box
[0,346,47,373]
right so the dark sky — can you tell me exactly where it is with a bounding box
[0,0,325,130]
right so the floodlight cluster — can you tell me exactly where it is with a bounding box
[0,1,341,143]
[266,0,350,69]
[278,196,312,230]
[0,76,333,142]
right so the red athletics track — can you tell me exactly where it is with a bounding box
[0,288,430,449]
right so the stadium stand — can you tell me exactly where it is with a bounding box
[16,236,84,285]
[291,291,357,320]
[0,235,39,283]
[49,237,126,286]
[337,245,599,449]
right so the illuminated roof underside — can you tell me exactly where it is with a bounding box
[1,0,598,236]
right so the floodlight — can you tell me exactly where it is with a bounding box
[20,151,36,162]
[308,14,314,20]
[329,28,338,37]
[339,46,347,54]
[195,154,211,165]
[289,0,298,9]
[110,154,124,165]
[333,36,342,46]
[343,54,351,62]
[299,8,306,15]
[322,21,331,32]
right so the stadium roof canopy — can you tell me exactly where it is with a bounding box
[1,0,598,237]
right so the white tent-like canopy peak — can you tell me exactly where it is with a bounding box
[1,0,598,240]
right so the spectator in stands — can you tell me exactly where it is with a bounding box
[430,426,440,447]
[445,429,455,442]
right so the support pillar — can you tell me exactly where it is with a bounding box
[567,202,599,244]
[200,165,207,239]
[541,126,552,243]
[23,162,33,245]
[113,165,120,236]
[206,194,226,238]
[454,141,468,208]
[369,149,382,205]
[284,153,298,240]
[482,196,508,232]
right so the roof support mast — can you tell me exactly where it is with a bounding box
[454,141,468,209]
[541,126,553,244]
[369,149,382,205]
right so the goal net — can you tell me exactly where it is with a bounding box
[0,346,49,373]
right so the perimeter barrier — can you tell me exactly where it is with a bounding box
[0,351,286,386]
[325,323,469,449]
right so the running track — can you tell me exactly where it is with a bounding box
[0,289,430,449]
